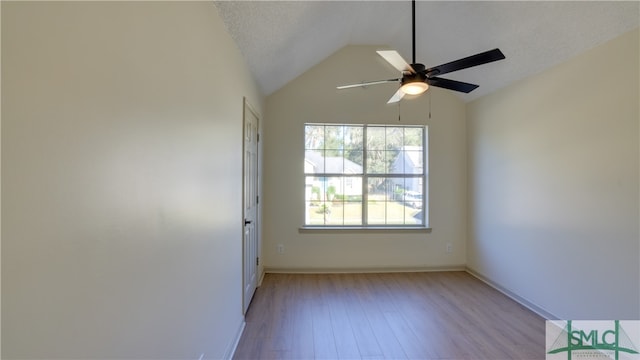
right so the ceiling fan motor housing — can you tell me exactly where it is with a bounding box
[410,63,426,73]
[402,63,427,85]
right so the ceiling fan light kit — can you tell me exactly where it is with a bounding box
[337,0,506,104]
[401,80,428,95]
[401,75,429,95]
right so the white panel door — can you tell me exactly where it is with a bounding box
[242,100,259,314]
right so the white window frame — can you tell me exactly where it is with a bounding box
[303,123,429,229]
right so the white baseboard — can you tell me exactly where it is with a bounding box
[264,265,466,274]
[465,267,558,320]
[258,270,265,287]
[224,319,245,360]
[259,265,557,320]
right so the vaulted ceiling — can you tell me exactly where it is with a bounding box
[215,1,639,102]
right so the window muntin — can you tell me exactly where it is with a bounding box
[304,124,428,228]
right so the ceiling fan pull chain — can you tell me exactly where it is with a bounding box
[428,91,432,119]
[398,101,402,122]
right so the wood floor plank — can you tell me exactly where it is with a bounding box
[319,275,362,359]
[266,275,296,354]
[383,310,433,359]
[380,273,448,359]
[233,272,546,360]
[338,274,384,359]
[354,275,408,359]
[289,276,316,359]
[312,303,339,360]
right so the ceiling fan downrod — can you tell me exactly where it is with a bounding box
[412,0,416,64]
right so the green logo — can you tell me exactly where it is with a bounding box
[547,320,639,360]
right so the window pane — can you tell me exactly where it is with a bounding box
[367,127,385,150]
[343,154,363,175]
[305,176,329,225]
[411,208,424,226]
[326,176,363,226]
[344,126,364,174]
[367,177,424,225]
[344,126,363,150]
[399,179,424,225]
[386,127,403,150]
[324,153,344,174]
[386,149,400,173]
[385,178,407,225]
[406,151,423,174]
[324,125,343,152]
[390,149,404,174]
[367,149,399,174]
[343,184,363,225]
[305,125,324,150]
[304,150,325,174]
[404,127,423,147]
[305,176,363,226]
[366,150,387,174]
[323,176,342,225]
[366,177,387,224]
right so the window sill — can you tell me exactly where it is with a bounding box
[299,226,432,234]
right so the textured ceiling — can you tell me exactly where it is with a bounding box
[215,1,639,102]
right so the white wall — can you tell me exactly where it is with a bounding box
[1,2,262,359]
[467,28,639,319]
[263,45,467,271]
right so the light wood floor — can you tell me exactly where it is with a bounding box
[234,272,545,360]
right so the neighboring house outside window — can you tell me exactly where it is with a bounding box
[304,123,428,228]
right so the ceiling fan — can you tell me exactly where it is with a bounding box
[337,0,506,104]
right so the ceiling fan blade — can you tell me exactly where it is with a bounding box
[387,88,406,104]
[427,77,479,93]
[377,50,416,74]
[426,48,505,77]
[337,78,399,90]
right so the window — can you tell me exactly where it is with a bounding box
[304,124,428,228]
